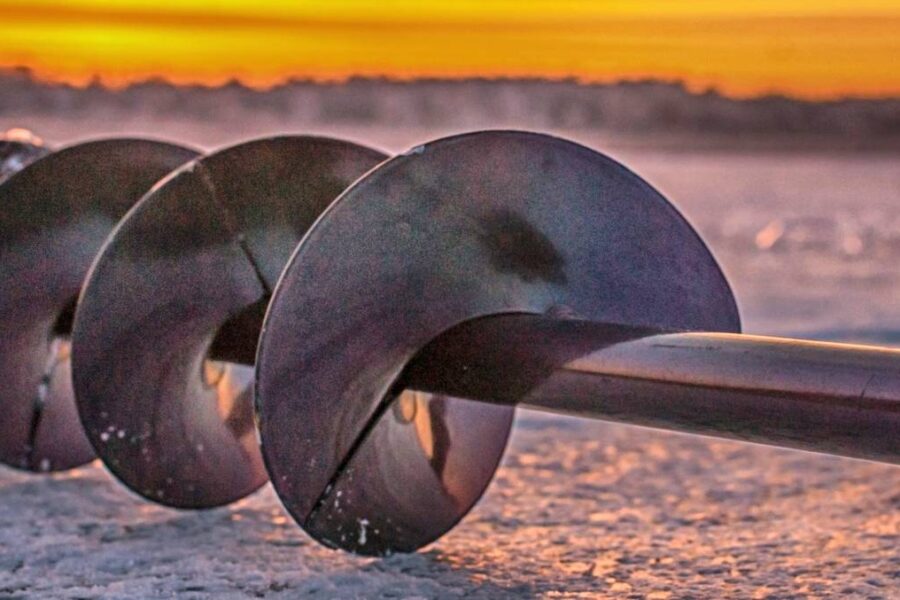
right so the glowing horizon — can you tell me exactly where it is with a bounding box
[1,1,899,100]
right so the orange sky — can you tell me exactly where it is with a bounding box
[1,1,899,99]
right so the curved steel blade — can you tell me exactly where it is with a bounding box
[257,130,740,555]
[0,133,51,183]
[0,139,199,472]
[72,136,387,507]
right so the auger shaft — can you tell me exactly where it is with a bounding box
[404,314,900,464]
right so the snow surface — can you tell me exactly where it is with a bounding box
[1,136,899,598]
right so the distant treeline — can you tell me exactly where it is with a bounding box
[2,69,899,137]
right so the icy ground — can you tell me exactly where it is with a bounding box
[1,136,899,598]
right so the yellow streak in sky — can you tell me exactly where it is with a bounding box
[1,1,899,99]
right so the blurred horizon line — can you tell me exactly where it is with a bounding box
[3,2,899,101]
[4,67,900,105]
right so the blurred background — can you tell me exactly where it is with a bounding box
[1,2,899,597]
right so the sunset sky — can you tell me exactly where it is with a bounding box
[1,0,898,99]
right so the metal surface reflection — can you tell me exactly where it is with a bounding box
[72,136,387,507]
[0,131,50,183]
[256,131,738,555]
[304,392,513,554]
[0,139,199,472]
[405,315,900,464]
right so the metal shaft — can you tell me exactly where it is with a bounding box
[404,314,900,464]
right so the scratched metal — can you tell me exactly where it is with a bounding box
[71,136,387,508]
[256,131,740,555]
[0,139,198,473]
